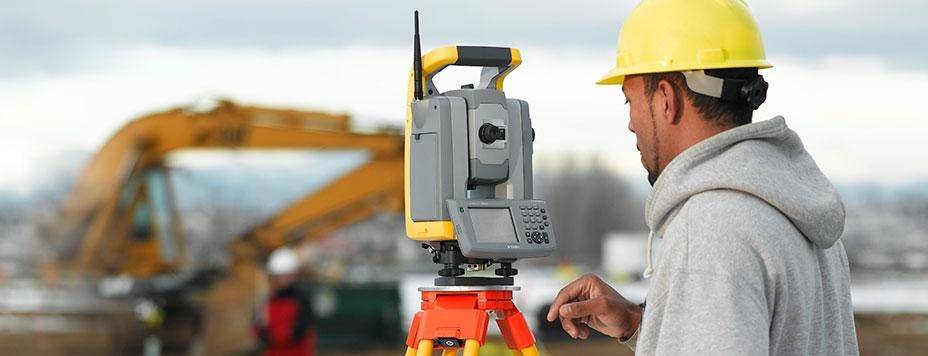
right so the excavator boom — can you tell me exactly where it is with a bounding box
[54,100,403,277]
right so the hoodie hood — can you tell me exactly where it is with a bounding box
[645,116,845,249]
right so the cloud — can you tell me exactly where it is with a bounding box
[1,44,925,193]
[752,0,927,30]
[3,0,927,78]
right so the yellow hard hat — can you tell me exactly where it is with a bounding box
[598,0,772,85]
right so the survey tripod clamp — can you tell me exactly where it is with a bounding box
[403,11,556,355]
[405,286,537,356]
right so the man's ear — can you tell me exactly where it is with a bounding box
[656,80,682,125]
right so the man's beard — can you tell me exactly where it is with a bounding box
[647,164,659,186]
[646,106,661,186]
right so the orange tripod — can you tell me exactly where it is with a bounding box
[404,286,539,356]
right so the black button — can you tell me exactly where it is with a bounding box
[541,208,546,213]
[544,221,550,226]
[540,225,545,230]
[525,232,530,237]
[542,215,547,220]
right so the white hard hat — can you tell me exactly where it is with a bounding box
[267,247,301,275]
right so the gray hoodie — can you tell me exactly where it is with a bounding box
[628,117,858,355]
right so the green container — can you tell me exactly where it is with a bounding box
[314,282,403,351]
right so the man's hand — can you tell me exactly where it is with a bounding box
[546,273,642,340]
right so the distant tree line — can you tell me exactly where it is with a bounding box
[842,197,928,273]
[7,151,927,278]
[535,155,647,268]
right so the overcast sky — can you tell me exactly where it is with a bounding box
[2,0,927,193]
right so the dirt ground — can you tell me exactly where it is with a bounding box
[0,311,923,355]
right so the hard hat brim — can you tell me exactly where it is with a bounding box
[596,67,627,85]
[596,60,773,86]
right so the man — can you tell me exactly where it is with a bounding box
[255,247,316,356]
[546,0,859,355]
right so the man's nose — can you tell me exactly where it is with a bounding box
[628,118,635,133]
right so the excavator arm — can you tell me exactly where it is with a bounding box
[54,100,403,277]
[240,157,404,252]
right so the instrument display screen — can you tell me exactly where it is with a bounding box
[470,208,518,243]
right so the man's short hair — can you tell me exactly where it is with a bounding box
[641,68,760,127]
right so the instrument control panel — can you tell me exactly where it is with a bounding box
[446,199,557,259]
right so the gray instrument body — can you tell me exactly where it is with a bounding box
[409,81,557,259]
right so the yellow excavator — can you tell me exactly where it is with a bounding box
[49,100,404,353]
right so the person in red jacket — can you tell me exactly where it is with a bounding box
[255,247,316,356]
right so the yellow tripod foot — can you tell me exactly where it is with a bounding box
[461,339,481,356]
[416,339,433,356]
[517,345,540,356]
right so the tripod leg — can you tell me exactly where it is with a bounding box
[416,339,433,356]
[517,345,540,356]
[441,348,458,356]
[497,310,537,356]
[462,339,480,356]
[405,312,423,356]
